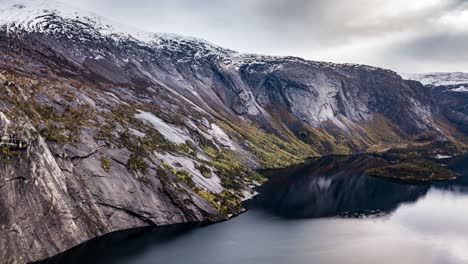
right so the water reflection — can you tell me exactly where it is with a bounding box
[38,154,468,264]
[247,155,468,218]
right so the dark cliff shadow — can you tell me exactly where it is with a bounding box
[246,154,468,219]
[36,222,205,264]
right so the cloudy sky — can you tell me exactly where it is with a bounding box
[64,0,468,73]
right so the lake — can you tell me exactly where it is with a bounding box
[40,154,468,264]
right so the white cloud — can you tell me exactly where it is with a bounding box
[438,8,468,32]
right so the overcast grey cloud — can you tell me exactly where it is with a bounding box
[62,0,468,72]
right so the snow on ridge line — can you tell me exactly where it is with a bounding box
[0,0,404,73]
[0,0,296,68]
[0,1,286,59]
[0,0,226,50]
[451,86,468,93]
[400,72,468,86]
[0,1,314,69]
[0,0,270,67]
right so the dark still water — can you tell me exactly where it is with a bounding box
[42,154,468,264]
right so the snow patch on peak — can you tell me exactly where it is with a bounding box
[0,0,406,75]
[400,72,468,86]
[1,0,99,32]
[0,0,229,54]
[3,0,161,43]
[450,86,468,93]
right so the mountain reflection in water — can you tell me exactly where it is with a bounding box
[247,155,454,218]
[39,154,468,264]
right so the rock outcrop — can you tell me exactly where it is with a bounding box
[0,1,466,263]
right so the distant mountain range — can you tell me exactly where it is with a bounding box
[401,72,468,88]
[0,0,466,262]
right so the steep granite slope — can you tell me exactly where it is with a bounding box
[401,72,468,135]
[0,1,466,262]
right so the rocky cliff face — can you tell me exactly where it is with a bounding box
[0,1,466,263]
[401,72,468,136]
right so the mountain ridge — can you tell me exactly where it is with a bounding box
[0,1,466,263]
[1,0,404,75]
[400,72,468,87]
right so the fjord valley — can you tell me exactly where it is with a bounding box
[36,154,468,264]
[0,0,466,263]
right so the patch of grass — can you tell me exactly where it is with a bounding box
[216,190,242,215]
[196,189,242,215]
[1,146,11,156]
[216,119,314,169]
[205,148,266,190]
[195,163,211,178]
[175,169,196,189]
[365,158,459,181]
[197,190,218,206]
[127,154,147,173]
[139,176,151,185]
[177,140,198,157]
[101,157,112,172]
[156,166,168,180]
[95,123,117,142]
[203,145,218,159]
[162,161,176,174]
[39,124,70,143]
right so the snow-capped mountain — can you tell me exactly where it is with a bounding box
[0,0,402,72]
[0,1,466,263]
[400,72,468,87]
[400,72,468,94]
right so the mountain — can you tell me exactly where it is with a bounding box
[0,1,466,262]
[401,72,468,135]
[400,72,468,87]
